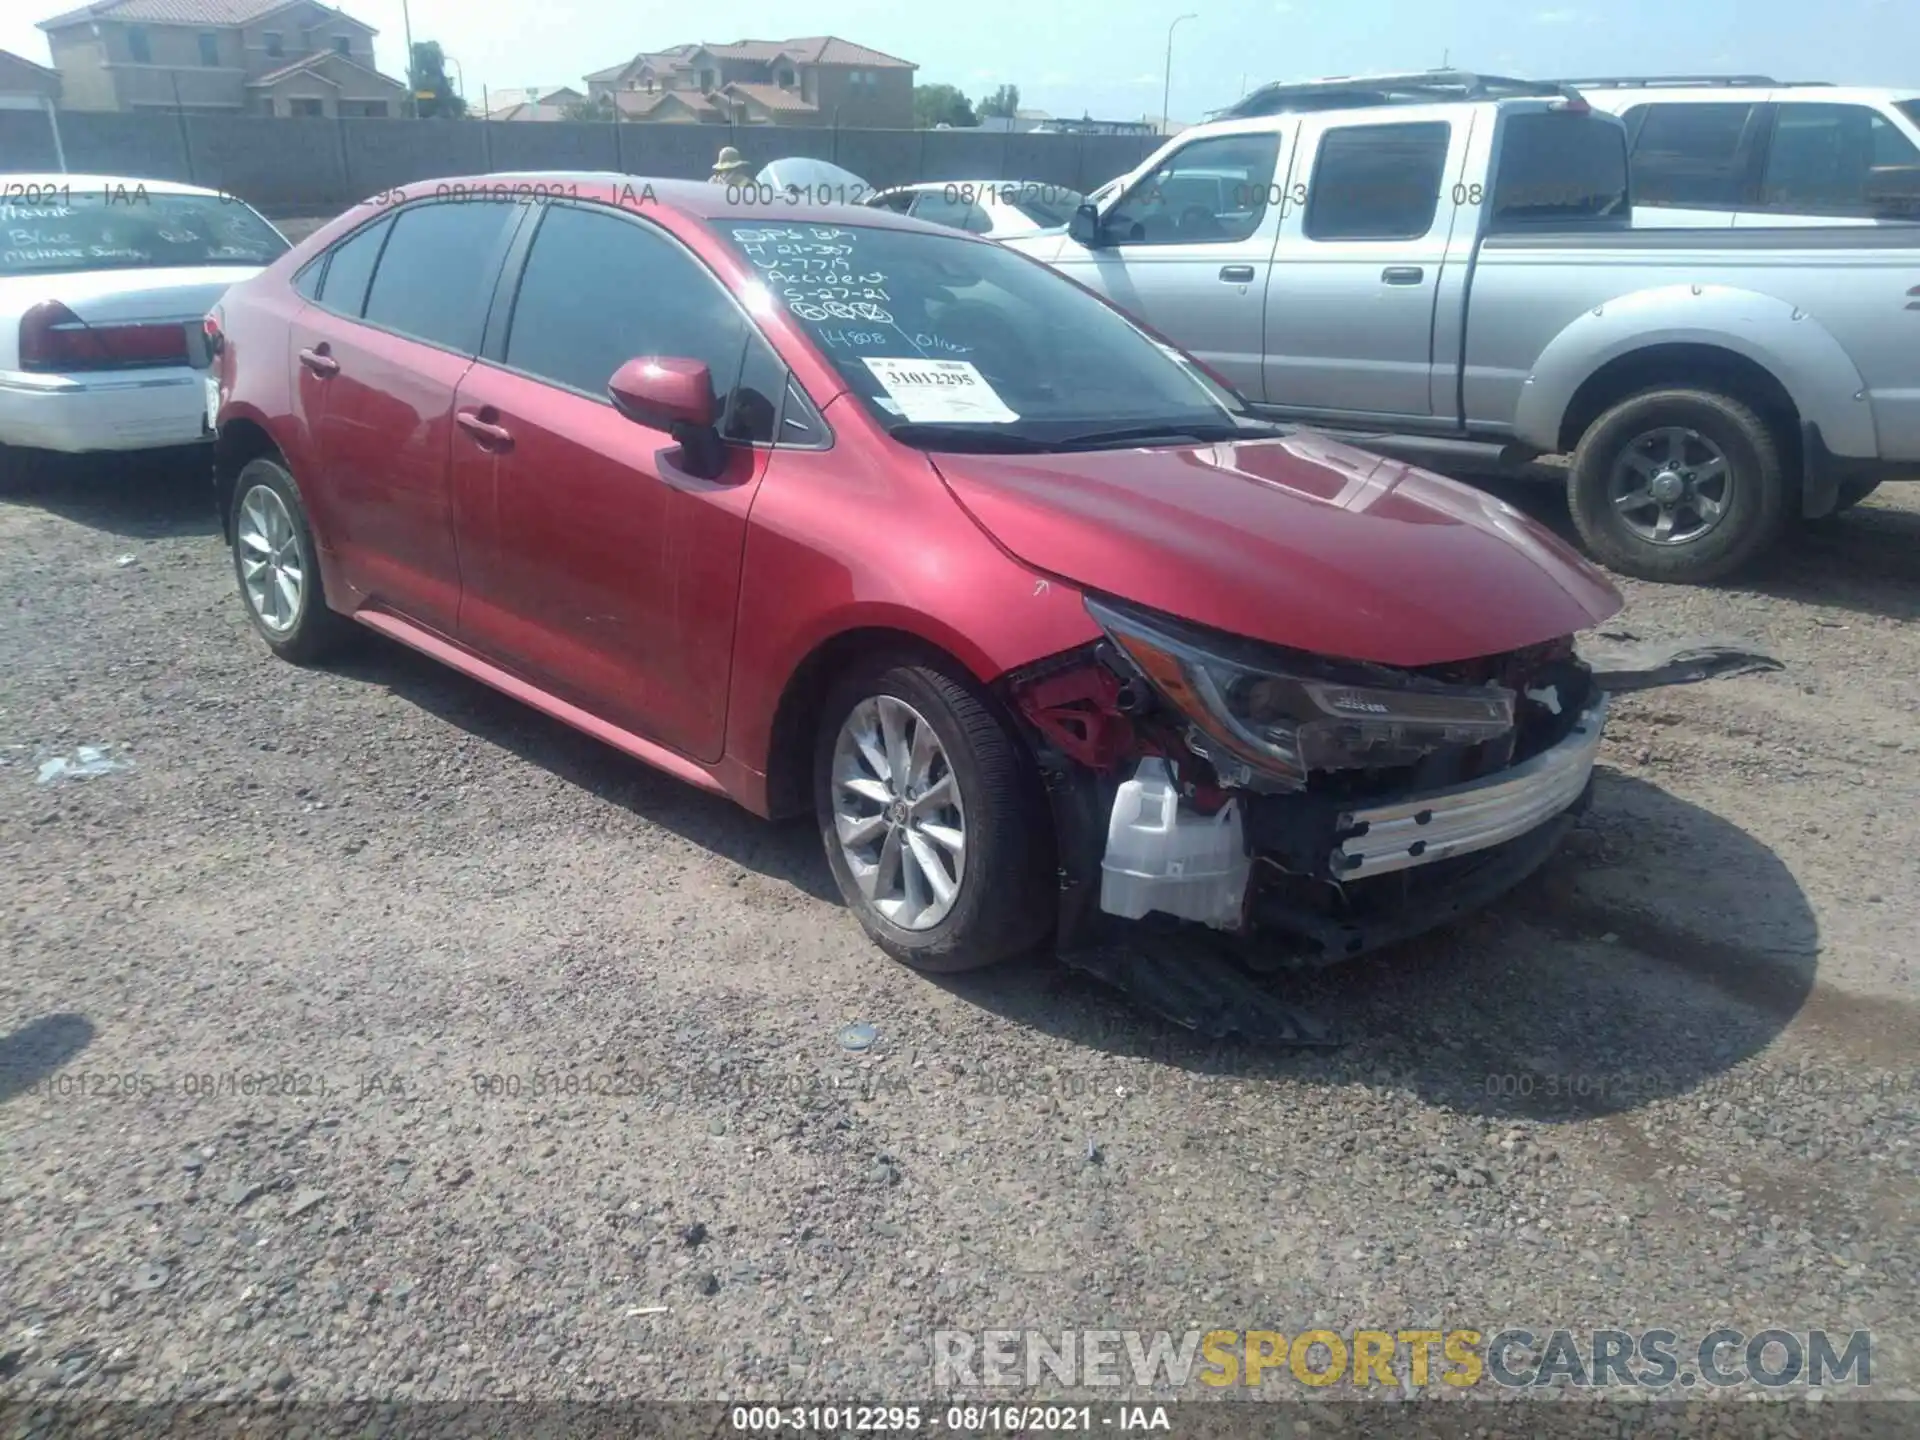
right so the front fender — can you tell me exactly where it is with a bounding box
[1514,284,1878,459]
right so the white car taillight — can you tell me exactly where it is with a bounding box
[19,299,192,373]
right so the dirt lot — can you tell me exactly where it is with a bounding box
[1,448,1917,1407]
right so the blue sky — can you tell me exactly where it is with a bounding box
[4,0,1914,123]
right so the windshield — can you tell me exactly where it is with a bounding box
[713,220,1257,451]
[0,188,289,276]
[1898,101,1920,131]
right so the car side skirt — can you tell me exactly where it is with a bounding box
[350,608,737,804]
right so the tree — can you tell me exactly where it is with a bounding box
[409,41,467,118]
[913,83,976,128]
[976,84,1020,119]
[561,95,615,122]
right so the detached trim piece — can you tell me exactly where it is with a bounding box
[1332,698,1607,879]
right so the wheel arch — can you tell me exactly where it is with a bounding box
[1555,344,1802,457]
[760,623,1023,822]
[1512,285,1876,461]
[212,413,286,543]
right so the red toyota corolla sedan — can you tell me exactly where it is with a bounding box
[204,173,1628,976]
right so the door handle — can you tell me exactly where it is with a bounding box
[297,345,339,376]
[1218,264,1257,283]
[456,409,514,450]
[1381,266,1425,285]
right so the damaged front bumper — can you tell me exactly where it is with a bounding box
[1331,697,1606,881]
[1012,621,1779,982]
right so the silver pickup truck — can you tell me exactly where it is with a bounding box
[1003,72,1920,583]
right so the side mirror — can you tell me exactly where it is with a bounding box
[608,356,725,478]
[1067,201,1105,247]
[1865,165,1920,219]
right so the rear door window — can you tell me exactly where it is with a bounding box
[501,203,783,443]
[1491,111,1630,225]
[1624,102,1754,207]
[312,215,388,316]
[1304,121,1450,241]
[1761,102,1920,215]
[360,200,520,353]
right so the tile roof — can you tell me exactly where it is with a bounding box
[488,101,571,121]
[718,81,817,113]
[584,34,913,87]
[611,88,718,118]
[485,84,580,109]
[40,0,375,32]
[0,47,60,76]
[782,36,915,68]
[247,48,400,88]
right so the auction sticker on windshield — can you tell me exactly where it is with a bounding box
[861,358,1018,424]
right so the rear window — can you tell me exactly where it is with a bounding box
[0,188,288,276]
[360,200,519,354]
[1490,111,1630,225]
[1623,103,1753,208]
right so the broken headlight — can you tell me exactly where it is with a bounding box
[1086,594,1515,790]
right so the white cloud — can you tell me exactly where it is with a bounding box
[1533,7,1582,21]
[1275,1,1293,11]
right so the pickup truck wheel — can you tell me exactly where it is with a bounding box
[1568,389,1790,583]
[815,657,1053,973]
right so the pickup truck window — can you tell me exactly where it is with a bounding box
[1622,103,1753,208]
[1101,133,1281,245]
[1489,111,1630,225]
[1762,103,1920,216]
[1303,122,1449,241]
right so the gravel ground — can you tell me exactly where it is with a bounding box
[1,447,1917,1411]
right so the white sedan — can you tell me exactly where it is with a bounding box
[0,174,287,455]
[862,180,1088,238]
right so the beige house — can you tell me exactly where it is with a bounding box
[584,36,914,127]
[37,0,404,116]
[0,49,63,109]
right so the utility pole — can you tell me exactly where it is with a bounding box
[400,0,417,117]
[1161,13,1196,137]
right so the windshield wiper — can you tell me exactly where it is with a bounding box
[1051,420,1284,450]
[886,423,1051,453]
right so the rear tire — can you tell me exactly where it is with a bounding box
[1568,388,1791,584]
[814,655,1054,972]
[228,455,354,664]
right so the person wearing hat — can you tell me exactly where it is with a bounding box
[710,146,752,185]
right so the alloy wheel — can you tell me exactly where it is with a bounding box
[237,483,305,633]
[1608,426,1733,546]
[829,695,967,931]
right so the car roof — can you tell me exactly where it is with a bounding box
[0,173,230,197]
[1580,84,1920,107]
[875,180,1074,194]
[427,172,941,231]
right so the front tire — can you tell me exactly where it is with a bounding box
[814,656,1054,972]
[1568,388,1791,584]
[229,455,354,664]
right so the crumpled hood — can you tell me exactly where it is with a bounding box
[930,431,1622,667]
